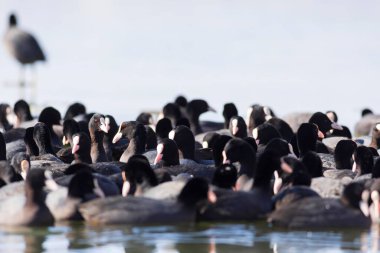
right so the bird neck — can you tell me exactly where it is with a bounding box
[91,130,104,144]
[190,120,202,135]
[334,153,352,170]
[224,117,231,129]
[238,157,256,178]
[127,137,145,155]
[9,15,17,27]
[38,140,55,156]
[370,135,380,149]
[26,141,39,156]
[298,139,317,157]
[25,185,45,207]
[163,153,180,166]
[178,147,195,160]
[74,151,92,164]
[252,182,272,193]
[0,139,5,161]
[90,132,107,161]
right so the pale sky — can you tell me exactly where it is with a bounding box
[1,1,379,129]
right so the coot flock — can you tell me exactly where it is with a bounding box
[0,97,379,228]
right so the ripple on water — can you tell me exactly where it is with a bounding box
[0,222,378,253]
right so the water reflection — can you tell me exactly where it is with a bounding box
[0,226,48,253]
[268,226,380,253]
[0,222,378,253]
[360,225,379,253]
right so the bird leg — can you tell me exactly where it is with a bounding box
[19,66,26,99]
[30,64,38,106]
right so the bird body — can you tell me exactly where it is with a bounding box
[268,197,370,229]
[81,196,196,225]
[4,28,45,64]
[0,169,54,226]
[4,14,45,65]
[79,177,212,225]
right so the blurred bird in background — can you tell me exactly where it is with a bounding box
[3,13,46,104]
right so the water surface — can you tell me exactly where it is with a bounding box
[0,221,378,253]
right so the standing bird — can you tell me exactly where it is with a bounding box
[3,13,46,100]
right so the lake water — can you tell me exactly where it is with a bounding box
[0,222,379,253]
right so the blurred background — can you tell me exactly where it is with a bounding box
[1,1,380,129]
